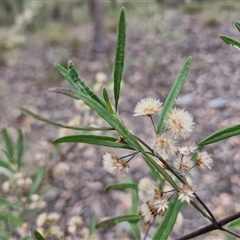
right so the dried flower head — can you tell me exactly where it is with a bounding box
[153,195,169,214]
[152,134,176,158]
[36,212,48,227]
[139,202,162,223]
[196,151,213,169]
[102,153,130,175]
[48,212,60,223]
[68,216,83,227]
[53,162,70,177]
[50,225,62,237]
[17,223,28,238]
[176,143,197,156]
[178,184,195,203]
[176,156,193,172]
[138,178,153,202]
[78,227,90,239]
[133,97,162,117]
[2,181,12,193]
[167,108,194,139]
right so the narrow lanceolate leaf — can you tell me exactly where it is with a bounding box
[48,87,82,100]
[199,124,240,145]
[143,153,177,188]
[235,21,240,32]
[54,64,80,92]
[17,129,24,170]
[34,230,46,240]
[104,183,138,194]
[18,107,113,132]
[96,215,141,228]
[219,36,240,50]
[103,87,115,114]
[190,200,211,221]
[28,167,44,199]
[114,7,126,112]
[227,217,240,230]
[1,211,22,227]
[153,196,182,240]
[68,61,106,107]
[90,213,98,238]
[53,135,135,150]
[2,128,15,161]
[71,91,143,150]
[157,57,192,134]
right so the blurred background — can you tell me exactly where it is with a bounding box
[1,0,240,239]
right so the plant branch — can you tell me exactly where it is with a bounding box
[176,210,240,240]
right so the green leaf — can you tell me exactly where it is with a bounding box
[68,61,106,107]
[235,21,240,32]
[2,128,15,162]
[89,213,98,239]
[157,57,192,134]
[96,215,141,229]
[114,7,126,112]
[28,167,44,199]
[153,195,182,240]
[199,124,240,145]
[190,200,211,221]
[0,198,20,210]
[104,183,138,194]
[143,153,177,188]
[54,64,80,92]
[103,87,115,114]
[48,87,82,100]
[0,160,14,172]
[0,166,13,178]
[16,129,24,170]
[1,211,22,227]
[65,91,143,150]
[219,35,240,49]
[53,135,135,150]
[227,217,240,230]
[34,230,46,240]
[18,107,113,132]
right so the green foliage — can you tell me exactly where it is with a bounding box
[113,7,126,112]
[156,57,192,134]
[153,196,182,240]
[199,124,240,146]
[34,230,46,240]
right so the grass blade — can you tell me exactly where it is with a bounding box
[157,57,192,134]
[18,107,113,131]
[104,183,138,194]
[2,128,15,161]
[16,129,24,170]
[28,167,44,199]
[153,195,182,240]
[53,135,135,150]
[0,198,20,210]
[96,215,140,229]
[219,35,240,49]
[199,124,240,146]
[114,7,126,112]
[1,211,22,227]
[48,87,82,100]
[227,218,240,230]
[235,21,240,32]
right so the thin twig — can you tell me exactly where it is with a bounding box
[176,211,240,240]
[143,223,151,240]
[149,115,157,134]
[221,227,240,238]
